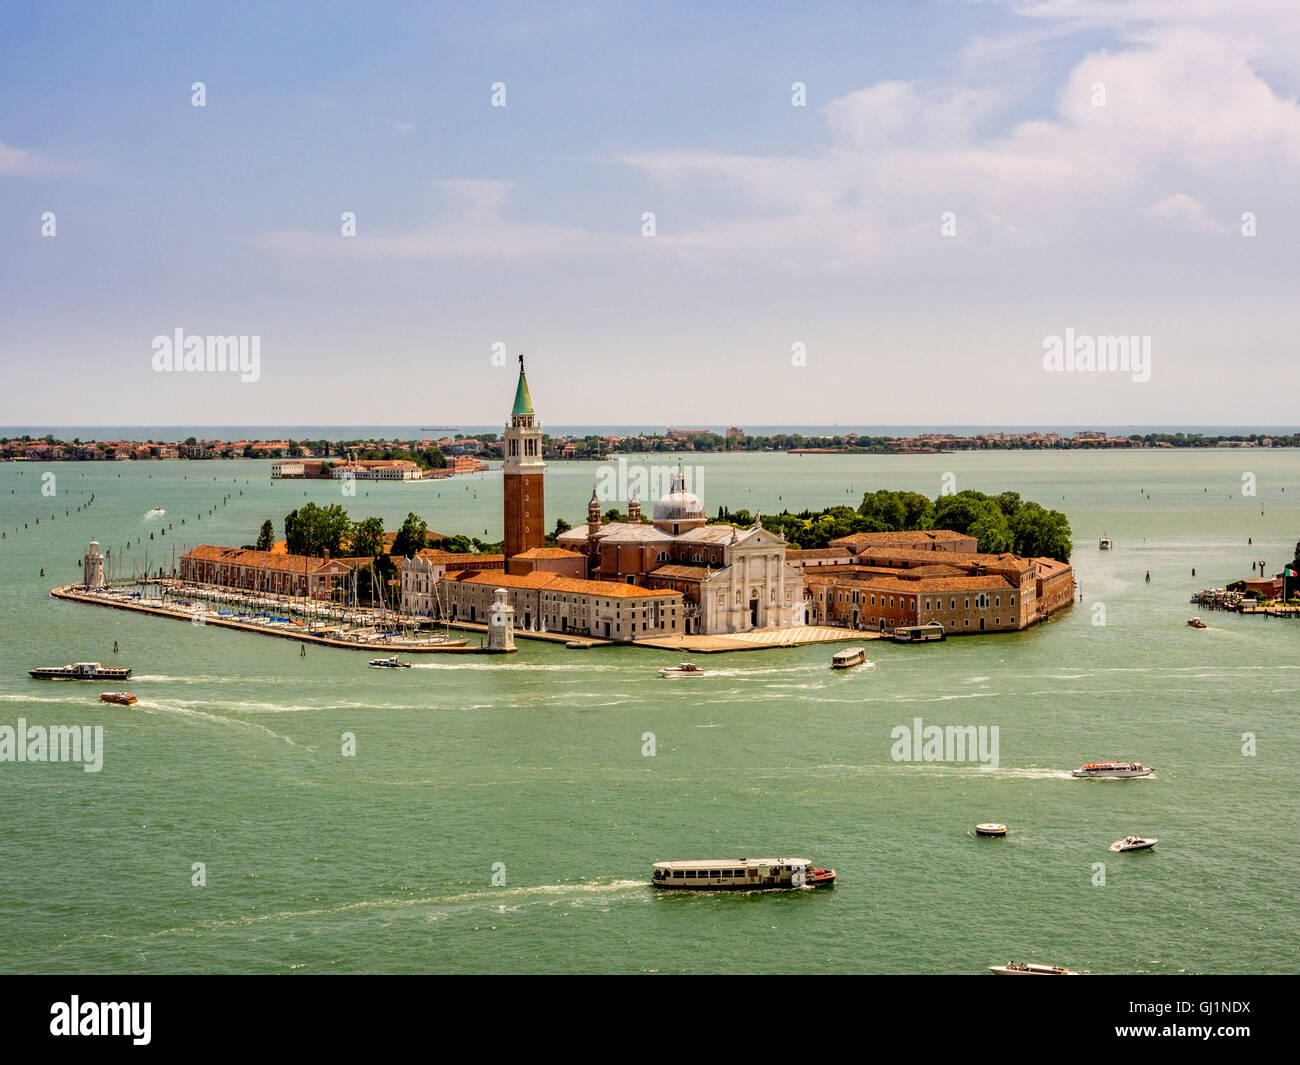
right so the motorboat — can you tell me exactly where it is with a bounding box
[30,662,133,680]
[99,692,138,706]
[988,962,1076,976]
[831,647,868,669]
[1099,537,1112,550]
[651,857,835,891]
[1109,835,1157,852]
[659,662,706,677]
[975,823,1007,837]
[1071,762,1153,779]
[368,656,411,669]
[1187,617,1207,628]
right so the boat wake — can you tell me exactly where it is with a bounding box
[134,699,301,745]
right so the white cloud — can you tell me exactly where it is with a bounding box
[1146,193,1226,233]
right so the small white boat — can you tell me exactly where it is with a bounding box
[975,823,1007,837]
[1099,536,1112,550]
[989,962,1076,976]
[368,656,411,669]
[1071,761,1153,779]
[831,647,868,669]
[146,507,166,518]
[659,662,706,677]
[1109,835,1157,852]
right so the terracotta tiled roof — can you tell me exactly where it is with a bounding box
[856,546,1035,570]
[511,547,585,559]
[648,564,714,580]
[829,529,975,548]
[416,549,504,565]
[543,577,678,598]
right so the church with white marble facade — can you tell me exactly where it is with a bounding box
[557,472,804,635]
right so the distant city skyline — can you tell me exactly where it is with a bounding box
[3,1,1298,425]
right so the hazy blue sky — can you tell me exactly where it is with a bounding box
[2,1,1298,428]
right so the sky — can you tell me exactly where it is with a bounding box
[2,0,1298,429]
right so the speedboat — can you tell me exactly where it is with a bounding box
[659,662,705,677]
[1110,835,1157,852]
[975,823,1007,837]
[831,647,868,669]
[651,857,835,891]
[99,692,138,706]
[1187,617,1207,628]
[368,656,411,668]
[988,962,1076,976]
[1098,537,1112,550]
[30,662,132,680]
[1071,761,1153,779]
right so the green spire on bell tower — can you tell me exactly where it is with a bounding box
[512,354,534,417]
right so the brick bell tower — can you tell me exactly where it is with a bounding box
[502,354,546,559]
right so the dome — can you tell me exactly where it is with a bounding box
[652,472,705,524]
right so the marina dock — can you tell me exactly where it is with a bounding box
[49,585,507,654]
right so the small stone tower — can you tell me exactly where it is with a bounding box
[486,587,516,653]
[587,488,602,535]
[628,490,642,524]
[83,540,105,589]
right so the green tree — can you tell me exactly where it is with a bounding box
[390,513,429,558]
[1009,503,1072,562]
[255,520,274,551]
[431,534,475,554]
[349,516,386,559]
[994,491,1023,519]
[934,491,1013,553]
[284,502,351,557]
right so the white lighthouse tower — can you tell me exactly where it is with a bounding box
[83,540,106,589]
[486,587,516,653]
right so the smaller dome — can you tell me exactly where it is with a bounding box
[652,471,705,524]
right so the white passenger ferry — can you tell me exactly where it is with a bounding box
[29,661,132,680]
[831,647,868,669]
[1071,761,1153,779]
[651,858,836,891]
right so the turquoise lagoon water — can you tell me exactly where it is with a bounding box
[0,450,1296,974]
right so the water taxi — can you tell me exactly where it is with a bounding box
[975,823,1007,837]
[1071,761,1153,779]
[368,656,411,669]
[659,662,706,678]
[651,858,836,891]
[1109,835,1157,852]
[1099,536,1112,550]
[831,647,868,669]
[1187,616,1207,628]
[989,962,1076,976]
[892,622,946,644]
[99,692,138,706]
[29,662,133,681]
